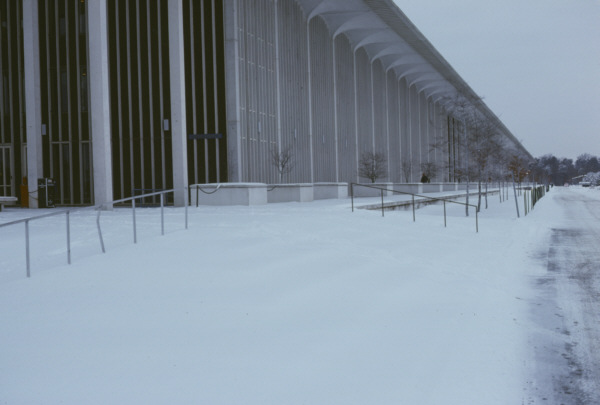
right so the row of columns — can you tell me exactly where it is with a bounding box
[307,2,450,184]
[22,0,189,208]
[225,0,448,184]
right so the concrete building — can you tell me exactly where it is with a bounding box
[1,0,531,208]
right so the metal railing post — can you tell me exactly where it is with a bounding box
[512,176,520,218]
[196,185,199,208]
[66,211,71,265]
[184,188,188,230]
[443,200,447,228]
[132,198,137,244]
[351,184,354,212]
[412,195,415,222]
[476,209,479,233]
[381,189,384,217]
[160,193,165,236]
[96,208,106,253]
[25,220,30,278]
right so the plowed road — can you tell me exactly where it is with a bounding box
[529,188,600,404]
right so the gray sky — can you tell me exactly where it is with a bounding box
[392,0,600,160]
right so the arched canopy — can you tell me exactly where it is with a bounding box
[288,0,531,159]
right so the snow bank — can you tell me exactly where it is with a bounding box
[0,190,561,404]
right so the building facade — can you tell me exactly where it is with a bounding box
[1,0,531,208]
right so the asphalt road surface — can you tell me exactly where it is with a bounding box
[527,188,600,404]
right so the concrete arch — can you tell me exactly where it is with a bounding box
[353,29,395,52]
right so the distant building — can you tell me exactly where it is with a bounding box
[1,0,531,207]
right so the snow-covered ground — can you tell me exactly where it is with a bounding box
[0,187,597,404]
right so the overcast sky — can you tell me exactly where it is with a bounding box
[392,0,600,161]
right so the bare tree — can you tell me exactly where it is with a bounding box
[469,120,505,211]
[435,94,508,213]
[434,94,477,215]
[271,146,294,183]
[507,152,530,185]
[358,152,387,183]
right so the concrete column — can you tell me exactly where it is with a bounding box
[384,70,391,181]
[419,92,426,171]
[23,0,43,208]
[274,0,282,156]
[399,78,409,181]
[370,60,375,152]
[406,84,414,182]
[412,86,421,180]
[332,38,339,182]
[420,91,428,171]
[87,0,113,207]
[168,0,188,206]
[433,101,441,180]
[224,0,242,182]
[306,19,314,183]
[353,50,359,182]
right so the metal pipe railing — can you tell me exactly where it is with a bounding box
[66,211,71,265]
[350,183,480,232]
[1,188,190,278]
[523,184,546,216]
[25,220,30,277]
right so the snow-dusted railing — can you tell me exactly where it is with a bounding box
[520,184,547,217]
[350,183,479,233]
[0,188,188,278]
[96,189,189,253]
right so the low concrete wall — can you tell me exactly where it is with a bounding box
[422,183,444,193]
[0,196,18,211]
[313,182,348,200]
[267,183,314,203]
[442,183,459,192]
[456,183,476,191]
[190,183,267,206]
[351,182,394,197]
[392,183,422,195]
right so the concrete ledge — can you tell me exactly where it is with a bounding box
[422,183,444,193]
[313,182,348,200]
[190,183,267,206]
[267,183,314,203]
[393,183,423,194]
[0,196,18,211]
[351,183,394,197]
[442,183,459,192]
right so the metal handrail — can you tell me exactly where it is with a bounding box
[1,188,189,278]
[523,184,546,216]
[350,183,479,232]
